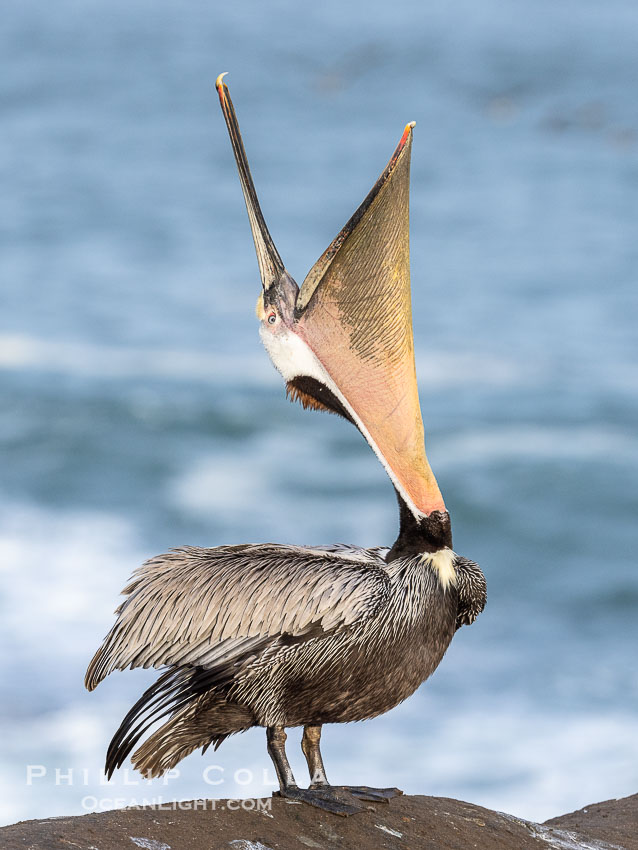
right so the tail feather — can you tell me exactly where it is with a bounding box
[131,701,250,778]
[105,667,254,778]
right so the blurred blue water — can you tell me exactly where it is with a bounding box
[1,0,637,826]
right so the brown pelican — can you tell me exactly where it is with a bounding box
[85,74,486,816]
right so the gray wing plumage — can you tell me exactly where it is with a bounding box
[86,543,390,691]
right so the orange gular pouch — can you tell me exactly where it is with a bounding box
[292,124,446,520]
[216,74,445,521]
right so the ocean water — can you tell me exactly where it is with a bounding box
[1,0,637,827]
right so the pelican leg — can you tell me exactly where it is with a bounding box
[266,726,296,790]
[267,726,363,816]
[301,724,402,804]
[302,724,329,787]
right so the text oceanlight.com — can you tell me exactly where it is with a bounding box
[80,796,273,812]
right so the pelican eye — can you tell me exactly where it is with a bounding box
[267,312,277,324]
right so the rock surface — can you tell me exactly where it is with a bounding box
[2,793,637,850]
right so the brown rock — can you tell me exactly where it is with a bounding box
[1,793,636,850]
[547,794,638,850]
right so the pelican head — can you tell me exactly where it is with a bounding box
[216,73,449,550]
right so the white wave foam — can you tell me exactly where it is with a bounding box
[0,502,147,666]
[0,333,274,384]
[168,430,392,545]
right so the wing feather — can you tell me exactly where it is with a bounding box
[86,544,389,691]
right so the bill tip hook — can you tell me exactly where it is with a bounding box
[398,121,416,149]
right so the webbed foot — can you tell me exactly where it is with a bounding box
[275,785,366,816]
[336,785,403,803]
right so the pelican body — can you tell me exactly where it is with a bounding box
[86,75,486,815]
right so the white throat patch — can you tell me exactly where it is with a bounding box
[421,549,457,591]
